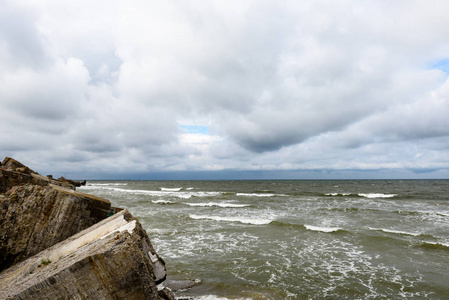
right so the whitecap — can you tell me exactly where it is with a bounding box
[109,188,193,199]
[192,296,241,300]
[324,192,352,196]
[185,202,250,208]
[369,227,421,236]
[152,200,175,204]
[304,225,342,233]
[160,187,182,191]
[190,215,272,225]
[87,182,128,186]
[236,193,276,197]
[195,191,224,197]
[177,194,192,199]
[110,188,160,195]
[359,193,397,198]
[421,241,449,248]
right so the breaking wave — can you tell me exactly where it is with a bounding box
[160,187,182,191]
[152,200,176,205]
[189,215,273,225]
[359,193,397,198]
[418,241,449,250]
[304,225,343,233]
[369,227,422,237]
[87,183,127,186]
[324,192,397,198]
[185,202,250,208]
[236,193,283,197]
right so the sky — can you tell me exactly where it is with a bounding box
[1,0,449,180]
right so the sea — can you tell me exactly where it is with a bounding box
[79,180,449,299]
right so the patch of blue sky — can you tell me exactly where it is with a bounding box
[180,125,209,135]
[429,58,449,74]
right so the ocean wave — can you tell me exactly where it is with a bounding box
[368,227,422,237]
[328,207,360,213]
[272,220,346,233]
[236,193,280,197]
[96,187,224,199]
[324,193,353,196]
[270,220,304,228]
[160,187,182,191]
[152,200,176,205]
[394,210,449,218]
[87,183,127,186]
[393,210,421,216]
[105,187,161,195]
[304,225,343,233]
[418,241,449,250]
[191,296,245,300]
[177,194,192,199]
[358,193,397,199]
[253,190,275,194]
[185,202,250,208]
[323,192,397,199]
[189,215,272,225]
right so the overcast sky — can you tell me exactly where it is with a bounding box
[1,0,449,179]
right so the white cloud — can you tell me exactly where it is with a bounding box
[1,0,449,178]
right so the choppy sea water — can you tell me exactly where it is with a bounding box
[79,180,449,299]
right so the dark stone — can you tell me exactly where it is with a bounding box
[1,157,36,174]
[0,184,111,271]
[0,210,171,299]
[0,157,175,299]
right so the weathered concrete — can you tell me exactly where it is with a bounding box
[0,183,112,271]
[0,210,171,299]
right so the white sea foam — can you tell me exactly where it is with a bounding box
[359,193,397,198]
[325,193,352,196]
[152,200,175,204]
[88,183,127,186]
[304,225,342,233]
[190,191,218,196]
[422,241,449,248]
[176,194,191,199]
[192,296,246,300]
[185,202,250,208]
[160,187,182,191]
[236,193,276,197]
[109,188,160,195]
[101,187,224,199]
[190,215,272,225]
[369,228,421,236]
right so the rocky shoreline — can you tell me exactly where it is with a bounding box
[0,157,177,299]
